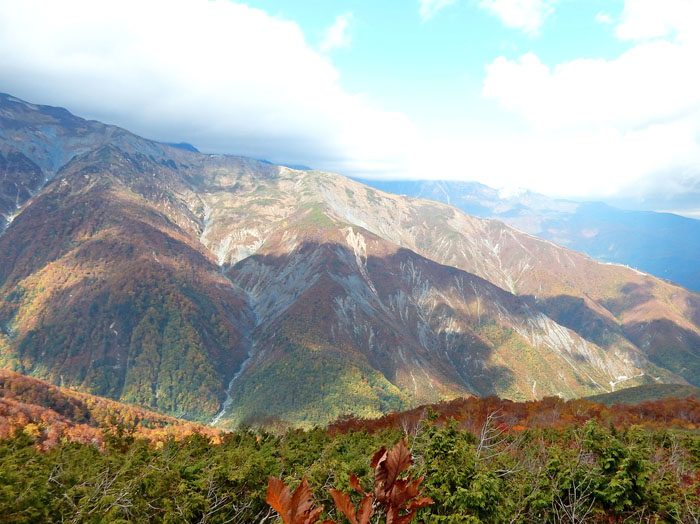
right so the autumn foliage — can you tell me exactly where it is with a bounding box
[267,477,326,524]
[0,369,220,449]
[267,440,433,524]
[327,393,700,436]
[0,368,698,523]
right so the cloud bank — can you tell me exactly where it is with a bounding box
[0,0,698,216]
[0,0,417,177]
[479,0,700,212]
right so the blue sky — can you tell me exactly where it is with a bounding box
[0,0,699,215]
[247,0,628,132]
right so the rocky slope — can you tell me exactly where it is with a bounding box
[358,179,700,292]
[1,94,698,428]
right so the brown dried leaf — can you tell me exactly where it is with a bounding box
[267,477,325,524]
[374,453,389,500]
[370,446,387,468]
[385,506,400,524]
[388,479,412,508]
[389,476,426,508]
[330,489,358,524]
[349,472,369,496]
[394,511,417,524]
[357,495,375,524]
[376,439,412,503]
[305,506,325,524]
[385,439,412,485]
[267,477,292,524]
[290,477,322,524]
[405,496,434,511]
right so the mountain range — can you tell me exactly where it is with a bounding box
[356,179,700,292]
[1,93,699,428]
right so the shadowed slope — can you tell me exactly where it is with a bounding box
[196,165,700,391]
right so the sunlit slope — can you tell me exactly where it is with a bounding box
[357,179,700,292]
[0,369,222,447]
[0,146,252,422]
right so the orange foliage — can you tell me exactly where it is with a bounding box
[267,477,327,524]
[0,369,223,450]
[327,395,700,435]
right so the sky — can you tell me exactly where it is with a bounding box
[0,0,699,216]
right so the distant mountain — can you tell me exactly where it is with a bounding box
[256,157,312,171]
[1,94,699,428]
[355,179,700,292]
[163,142,200,153]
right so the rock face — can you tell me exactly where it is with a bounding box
[1,94,698,428]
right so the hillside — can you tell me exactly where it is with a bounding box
[1,93,699,428]
[585,383,700,406]
[358,179,700,292]
[0,369,221,449]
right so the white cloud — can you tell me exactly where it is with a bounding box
[477,0,558,35]
[0,0,417,177]
[477,0,700,204]
[418,0,457,21]
[594,12,613,25]
[320,12,353,53]
[615,0,700,43]
[483,42,700,132]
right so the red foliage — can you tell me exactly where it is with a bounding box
[0,369,222,450]
[327,395,700,436]
[268,440,433,524]
[266,477,326,524]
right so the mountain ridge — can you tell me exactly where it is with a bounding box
[356,178,700,292]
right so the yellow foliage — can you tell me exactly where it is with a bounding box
[23,422,41,438]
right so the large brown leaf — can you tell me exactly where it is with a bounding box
[394,511,418,524]
[357,495,375,524]
[405,496,434,511]
[349,472,369,496]
[389,476,425,508]
[375,439,412,502]
[267,477,292,523]
[267,476,325,524]
[330,489,358,524]
[370,446,387,469]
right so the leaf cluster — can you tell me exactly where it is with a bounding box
[267,440,433,524]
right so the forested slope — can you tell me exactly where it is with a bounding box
[0,369,221,449]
